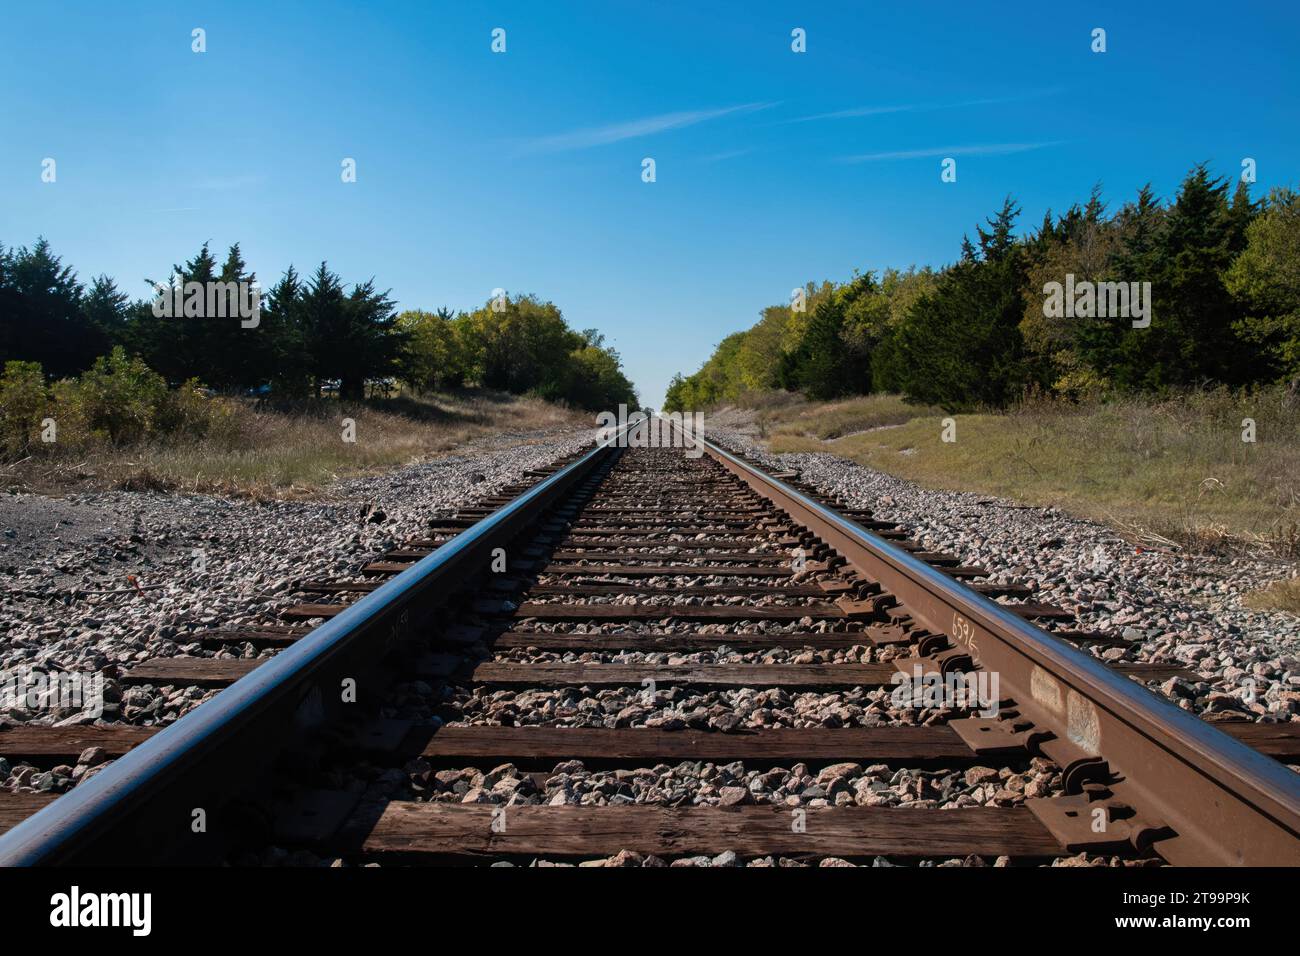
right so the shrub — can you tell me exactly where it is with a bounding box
[47,377,94,450]
[0,361,50,458]
[61,347,168,445]
[155,378,243,445]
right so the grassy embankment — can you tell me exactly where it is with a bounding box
[2,390,584,498]
[740,389,1300,563]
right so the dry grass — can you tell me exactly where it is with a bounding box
[752,393,943,442]
[752,389,1300,557]
[1242,576,1300,613]
[1,390,584,499]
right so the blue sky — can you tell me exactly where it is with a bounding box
[3,1,1297,405]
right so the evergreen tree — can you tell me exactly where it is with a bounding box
[787,273,877,399]
[0,238,103,377]
[258,265,310,396]
[298,262,403,399]
[860,199,1028,409]
[203,243,259,390]
[1123,166,1255,388]
[1224,179,1259,256]
[129,241,219,384]
[1068,185,1162,386]
[787,297,847,399]
[81,275,130,346]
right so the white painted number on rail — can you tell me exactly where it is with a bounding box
[952,613,978,660]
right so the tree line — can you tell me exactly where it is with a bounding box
[0,239,637,410]
[664,165,1300,412]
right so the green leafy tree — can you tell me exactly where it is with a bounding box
[1227,187,1300,379]
[458,294,582,395]
[559,342,638,410]
[665,167,1290,410]
[733,306,788,392]
[67,347,168,445]
[663,372,691,412]
[397,308,469,392]
[0,360,50,456]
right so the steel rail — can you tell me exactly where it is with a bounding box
[0,430,622,866]
[698,432,1300,865]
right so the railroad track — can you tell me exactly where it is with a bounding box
[2,426,1299,866]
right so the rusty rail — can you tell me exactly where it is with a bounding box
[700,434,1300,865]
[0,432,622,865]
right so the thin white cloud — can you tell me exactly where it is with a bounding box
[520,103,775,154]
[840,141,1064,163]
[790,89,1063,124]
[789,104,915,123]
[701,148,753,163]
